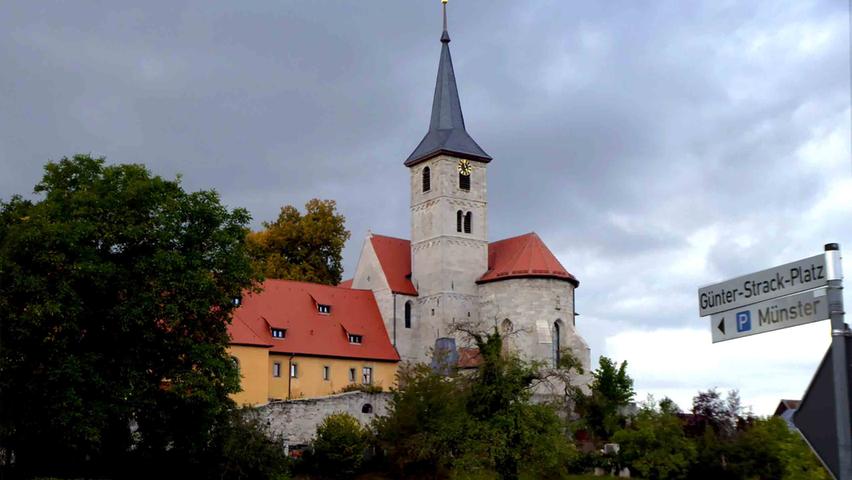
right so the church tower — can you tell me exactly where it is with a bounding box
[406,2,491,340]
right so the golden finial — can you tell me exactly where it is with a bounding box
[442,0,448,3]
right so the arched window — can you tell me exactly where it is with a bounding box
[422,167,431,192]
[459,172,470,191]
[404,301,412,329]
[553,321,562,367]
[500,319,513,356]
[456,210,463,232]
[362,403,374,414]
[464,212,472,233]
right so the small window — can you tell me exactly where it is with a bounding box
[271,328,286,339]
[459,172,470,191]
[431,308,435,316]
[456,210,463,232]
[349,368,356,382]
[232,297,241,306]
[422,167,431,192]
[272,362,281,378]
[464,212,472,234]
[290,363,298,378]
[317,304,331,314]
[404,301,412,329]
[231,356,240,372]
[362,403,373,414]
[323,365,330,381]
[362,367,373,384]
[349,334,363,344]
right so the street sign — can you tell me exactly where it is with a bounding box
[794,336,852,480]
[710,288,829,343]
[698,254,827,317]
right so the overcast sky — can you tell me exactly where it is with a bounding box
[2,1,850,415]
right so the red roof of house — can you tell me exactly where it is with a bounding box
[370,234,418,296]
[338,278,353,288]
[477,233,578,286]
[228,279,400,362]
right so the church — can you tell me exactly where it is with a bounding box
[227,3,591,404]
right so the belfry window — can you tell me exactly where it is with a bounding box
[464,212,472,234]
[422,167,431,192]
[457,210,463,232]
[459,172,470,191]
[404,301,412,328]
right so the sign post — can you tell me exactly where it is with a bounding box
[825,243,850,480]
[698,244,849,479]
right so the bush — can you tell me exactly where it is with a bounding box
[338,383,384,394]
[308,413,370,479]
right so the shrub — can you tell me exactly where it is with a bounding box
[308,413,370,479]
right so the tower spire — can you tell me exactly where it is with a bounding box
[442,0,449,42]
[404,0,491,167]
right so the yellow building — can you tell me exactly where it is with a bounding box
[228,279,400,406]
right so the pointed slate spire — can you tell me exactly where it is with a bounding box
[404,1,491,167]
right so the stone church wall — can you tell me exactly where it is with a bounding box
[256,391,391,446]
[478,277,591,390]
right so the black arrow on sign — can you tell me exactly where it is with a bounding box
[717,318,726,335]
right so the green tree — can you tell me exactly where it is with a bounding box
[612,399,696,480]
[374,328,577,480]
[247,199,350,285]
[575,356,635,442]
[373,362,471,478]
[0,155,259,477]
[308,412,371,479]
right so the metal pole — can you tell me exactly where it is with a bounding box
[826,243,851,480]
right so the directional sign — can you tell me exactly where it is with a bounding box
[710,288,828,343]
[698,254,827,317]
[794,337,852,480]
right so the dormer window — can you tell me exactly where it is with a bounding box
[348,334,363,344]
[317,304,331,314]
[271,328,286,339]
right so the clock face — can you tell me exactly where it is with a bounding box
[457,159,472,176]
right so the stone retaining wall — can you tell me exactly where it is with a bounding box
[256,391,391,446]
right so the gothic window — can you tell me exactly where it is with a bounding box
[457,210,463,232]
[404,301,412,328]
[422,167,431,192]
[464,212,472,233]
[459,172,470,191]
[553,320,563,367]
[501,319,513,356]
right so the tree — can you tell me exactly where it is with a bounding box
[247,199,350,285]
[373,328,577,480]
[612,399,696,480]
[687,388,744,439]
[574,356,635,442]
[372,362,471,478]
[308,413,371,479]
[0,155,259,477]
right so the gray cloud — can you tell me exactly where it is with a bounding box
[1,0,849,410]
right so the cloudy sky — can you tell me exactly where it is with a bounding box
[2,1,849,414]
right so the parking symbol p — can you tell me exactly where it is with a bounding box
[736,311,751,332]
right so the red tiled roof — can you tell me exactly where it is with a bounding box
[457,347,482,369]
[228,279,399,362]
[370,234,418,296]
[338,278,353,288]
[477,233,578,286]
